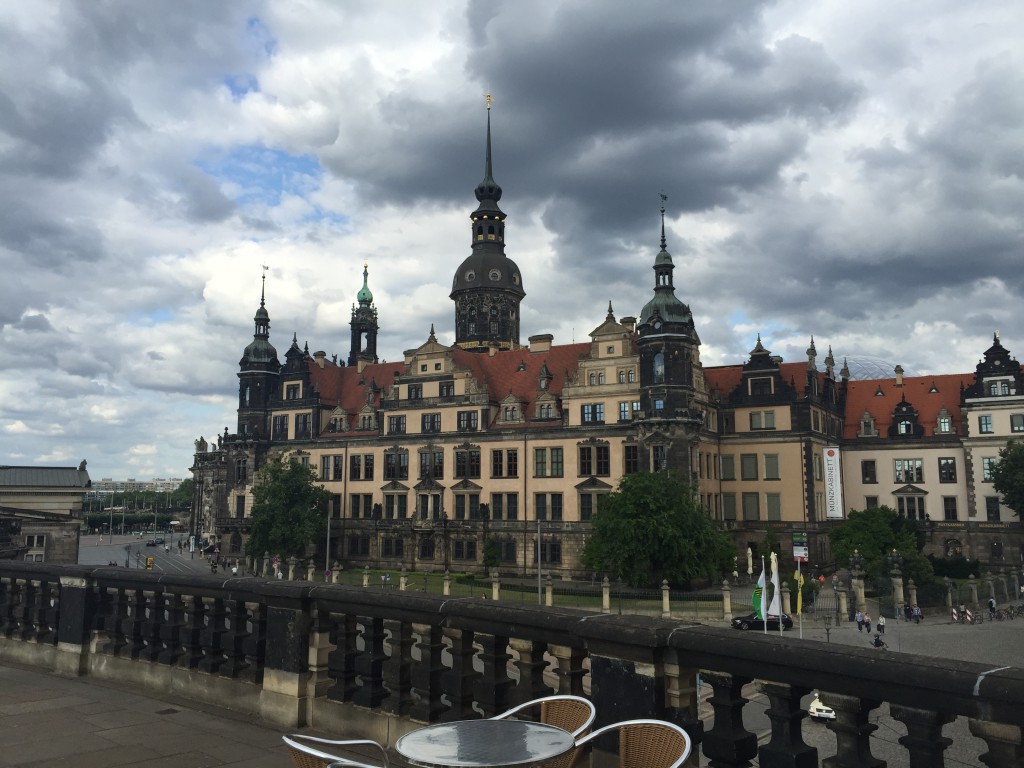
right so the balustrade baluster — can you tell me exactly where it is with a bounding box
[473,632,513,716]
[353,616,388,708]
[180,594,206,669]
[156,591,185,665]
[508,638,551,705]
[441,627,479,721]
[968,719,1024,768]
[19,579,38,641]
[198,597,227,673]
[550,644,587,696]
[702,671,758,768]
[758,682,817,768]
[240,600,266,685]
[381,618,413,717]
[124,589,147,658]
[141,590,164,662]
[102,586,128,656]
[37,579,59,645]
[889,704,952,768]
[218,598,252,678]
[327,613,359,703]
[821,692,885,768]
[0,576,18,637]
[409,622,446,722]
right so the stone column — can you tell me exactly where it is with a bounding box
[821,693,885,768]
[443,570,451,596]
[262,551,270,577]
[259,586,315,728]
[286,556,297,581]
[782,581,792,616]
[306,561,315,582]
[722,580,733,621]
[890,704,953,767]
[969,574,979,609]
[601,576,611,614]
[545,575,554,607]
[702,671,758,767]
[891,575,905,611]
[968,719,1024,768]
[399,566,408,591]
[907,578,918,607]
[838,587,849,622]
[661,580,671,619]
[330,563,340,584]
[759,682,818,768]
[362,566,370,587]
[54,575,95,678]
[490,571,500,601]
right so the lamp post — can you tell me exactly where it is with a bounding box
[823,613,832,643]
[850,549,865,612]
[832,573,840,626]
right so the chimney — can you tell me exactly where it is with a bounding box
[313,351,327,368]
[489,346,497,357]
[895,365,904,387]
[529,334,553,353]
[357,358,369,374]
[620,316,636,333]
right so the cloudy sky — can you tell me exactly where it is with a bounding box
[2,1,1023,482]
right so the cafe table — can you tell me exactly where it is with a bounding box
[395,718,575,768]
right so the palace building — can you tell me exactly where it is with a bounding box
[191,112,1023,578]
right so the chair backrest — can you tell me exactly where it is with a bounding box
[282,735,388,768]
[574,719,692,768]
[493,695,597,738]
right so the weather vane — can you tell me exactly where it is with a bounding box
[485,93,495,111]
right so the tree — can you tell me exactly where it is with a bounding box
[245,457,330,558]
[581,472,734,588]
[829,506,933,585]
[991,440,1024,517]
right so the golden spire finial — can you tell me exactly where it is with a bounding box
[485,93,495,111]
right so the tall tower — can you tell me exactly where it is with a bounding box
[348,263,379,367]
[635,200,703,477]
[237,270,280,437]
[450,97,525,351]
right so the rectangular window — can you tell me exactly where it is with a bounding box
[285,383,300,400]
[534,448,547,477]
[581,403,605,423]
[235,458,248,483]
[350,455,361,481]
[320,456,330,481]
[492,449,504,477]
[982,457,997,482]
[535,493,546,521]
[457,410,478,431]
[580,493,594,522]
[534,494,563,522]
[439,381,455,398]
[652,445,667,471]
[624,445,639,474]
[721,455,736,481]
[272,415,288,440]
[551,493,563,521]
[506,449,518,478]
[294,413,311,439]
[579,446,592,476]
[540,541,561,565]
[986,496,1001,522]
[550,448,563,477]
[740,454,758,481]
[596,445,610,476]
[408,384,422,400]
[937,415,951,433]
[979,415,993,434]
[455,450,481,479]
[506,493,518,520]
[491,493,504,520]
[865,496,879,509]
[766,493,781,521]
[897,496,925,519]
[861,460,877,484]
[619,402,630,421]
[363,454,374,480]
[894,458,924,483]
[500,541,517,563]
[938,457,957,483]
[388,415,406,435]
[722,494,737,520]
[422,413,441,433]
[943,496,958,521]
[419,450,444,479]
[331,494,342,518]
[742,492,759,521]
[235,495,245,518]
[1012,414,1024,433]
[764,454,780,480]
[749,410,776,430]
[384,452,409,480]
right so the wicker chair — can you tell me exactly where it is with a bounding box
[573,719,692,768]
[282,734,389,768]
[491,695,596,768]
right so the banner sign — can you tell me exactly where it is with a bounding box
[823,446,844,519]
[793,530,808,562]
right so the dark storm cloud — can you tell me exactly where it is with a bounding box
[14,314,53,333]
[0,197,107,268]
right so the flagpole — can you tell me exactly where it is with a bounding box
[797,558,803,639]
[762,556,767,635]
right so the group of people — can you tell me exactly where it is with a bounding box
[902,603,924,623]
[853,610,886,634]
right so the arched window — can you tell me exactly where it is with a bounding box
[653,353,665,383]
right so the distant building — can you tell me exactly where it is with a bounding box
[190,110,1023,577]
[0,462,90,563]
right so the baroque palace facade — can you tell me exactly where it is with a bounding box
[191,113,1023,579]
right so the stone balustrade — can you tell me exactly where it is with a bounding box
[1,561,1022,767]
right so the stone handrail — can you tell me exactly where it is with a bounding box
[1,561,1022,767]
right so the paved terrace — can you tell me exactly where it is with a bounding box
[2,561,1024,765]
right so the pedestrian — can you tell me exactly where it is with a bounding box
[877,615,886,634]
[855,609,864,632]
[871,633,887,649]
[903,603,912,622]
[913,604,922,623]
[988,596,996,618]
[864,613,872,633]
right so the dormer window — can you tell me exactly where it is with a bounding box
[285,383,300,400]
[749,377,772,396]
[859,412,876,437]
[897,420,913,435]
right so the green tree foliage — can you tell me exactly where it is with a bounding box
[581,472,734,588]
[991,440,1024,517]
[829,506,933,584]
[483,538,499,569]
[245,457,330,558]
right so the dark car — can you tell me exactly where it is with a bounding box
[145,538,165,547]
[731,612,793,631]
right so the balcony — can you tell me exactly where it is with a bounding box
[1,560,1022,766]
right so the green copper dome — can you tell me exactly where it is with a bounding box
[357,264,373,305]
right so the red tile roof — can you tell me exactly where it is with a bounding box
[842,373,974,439]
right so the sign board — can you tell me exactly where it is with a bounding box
[792,531,808,563]
[823,446,844,519]
[145,556,154,571]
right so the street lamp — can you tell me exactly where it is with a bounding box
[887,548,903,619]
[823,614,832,643]
[832,573,841,626]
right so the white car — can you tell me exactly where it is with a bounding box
[807,693,835,721]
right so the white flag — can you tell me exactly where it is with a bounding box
[768,551,782,619]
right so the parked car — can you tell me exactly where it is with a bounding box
[145,538,165,547]
[807,692,835,720]
[730,612,793,631]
